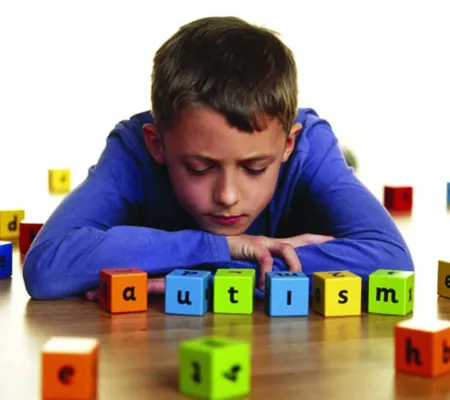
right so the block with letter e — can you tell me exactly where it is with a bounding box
[368,269,414,315]
[42,336,99,400]
[213,269,255,314]
[179,335,250,399]
[437,260,450,298]
[48,169,71,194]
[312,271,362,317]
[395,319,450,377]
[165,269,211,316]
[99,268,147,314]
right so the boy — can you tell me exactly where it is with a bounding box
[22,16,414,301]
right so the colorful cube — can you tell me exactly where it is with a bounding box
[438,260,450,298]
[48,169,71,194]
[395,319,450,377]
[383,186,413,213]
[165,269,211,315]
[19,221,43,254]
[213,269,255,314]
[312,271,362,317]
[0,241,13,278]
[368,269,414,315]
[264,271,309,316]
[42,336,99,400]
[99,268,147,314]
[179,336,251,399]
[0,209,25,239]
[447,183,450,208]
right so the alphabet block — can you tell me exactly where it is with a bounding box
[42,336,99,399]
[368,269,414,315]
[0,209,25,239]
[179,336,250,399]
[437,260,450,298]
[312,271,362,317]
[48,169,71,194]
[19,221,43,254]
[447,183,450,208]
[383,186,413,213]
[213,269,255,314]
[395,319,450,377]
[0,241,13,279]
[264,271,309,316]
[165,269,211,316]
[99,268,147,314]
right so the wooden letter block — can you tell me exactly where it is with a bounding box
[0,241,13,279]
[48,169,71,194]
[383,186,413,213]
[368,269,414,315]
[179,336,250,399]
[264,271,309,316]
[395,319,450,377]
[42,336,99,399]
[19,221,43,254]
[447,183,450,208]
[213,269,255,314]
[99,268,147,314]
[437,260,450,298]
[312,271,362,317]
[0,209,25,239]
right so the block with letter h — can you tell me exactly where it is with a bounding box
[368,269,414,315]
[312,271,362,317]
[99,268,147,314]
[165,269,211,316]
[264,271,309,316]
[395,319,450,377]
[0,241,13,279]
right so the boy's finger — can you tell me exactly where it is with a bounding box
[85,290,98,301]
[257,250,273,290]
[273,242,302,272]
[147,277,166,294]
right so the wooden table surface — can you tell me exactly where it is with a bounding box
[2,185,450,400]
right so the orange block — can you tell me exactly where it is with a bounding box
[42,336,99,400]
[395,319,450,377]
[99,268,148,314]
[19,221,43,254]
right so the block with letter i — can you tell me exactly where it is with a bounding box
[213,269,255,314]
[179,336,251,399]
[0,209,25,239]
[437,260,450,298]
[368,269,414,315]
[165,269,211,316]
[395,319,450,377]
[264,271,309,316]
[0,241,13,279]
[42,336,99,400]
[383,186,413,213]
[99,268,147,314]
[48,169,71,194]
[312,271,362,317]
[19,221,43,254]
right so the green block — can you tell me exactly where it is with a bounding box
[368,269,414,315]
[179,336,251,399]
[213,269,255,314]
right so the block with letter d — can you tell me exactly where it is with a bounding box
[395,319,450,377]
[165,269,211,316]
[368,269,414,315]
[0,209,25,239]
[437,260,450,298]
[0,241,13,279]
[213,269,255,314]
[99,268,147,314]
[312,271,362,317]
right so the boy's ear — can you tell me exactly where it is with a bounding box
[282,123,303,162]
[142,123,165,164]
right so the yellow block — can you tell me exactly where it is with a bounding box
[48,169,71,193]
[0,210,25,239]
[437,260,450,298]
[312,271,362,317]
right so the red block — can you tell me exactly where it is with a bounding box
[383,186,413,213]
[19,222,43,254]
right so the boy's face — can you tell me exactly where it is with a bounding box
[143,107,301,236]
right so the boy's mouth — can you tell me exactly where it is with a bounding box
[209,214,245,225]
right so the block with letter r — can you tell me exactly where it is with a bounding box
[165,269,211,316]
[0,241,13,278]
[368,269,414,315]
[437,260,450,298]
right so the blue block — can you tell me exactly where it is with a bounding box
[165,269,211,315]
[447,182,450,207]
[0,241,13,278]
[264,271,309,316]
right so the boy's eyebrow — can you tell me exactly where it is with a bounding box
[183,154,276,162]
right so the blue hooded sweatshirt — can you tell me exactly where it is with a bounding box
[22,108,414,300]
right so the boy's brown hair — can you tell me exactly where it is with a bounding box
[151,16,298,135]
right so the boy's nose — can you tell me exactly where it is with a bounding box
[213,175,239,207]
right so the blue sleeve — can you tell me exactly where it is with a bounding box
[22,132,231,300]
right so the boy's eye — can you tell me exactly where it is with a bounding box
[186,166,212,175]
[185,166,267,176]
[245,167,267,175]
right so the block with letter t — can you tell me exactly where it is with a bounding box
[165,269,211,316]
[395,319,450,377]
[383,185,413,213]
[368,269,414,315]
[19,221,43,254]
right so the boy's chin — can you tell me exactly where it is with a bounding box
[200,222,248,237]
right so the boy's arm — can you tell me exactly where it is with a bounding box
[23,131,230,300]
